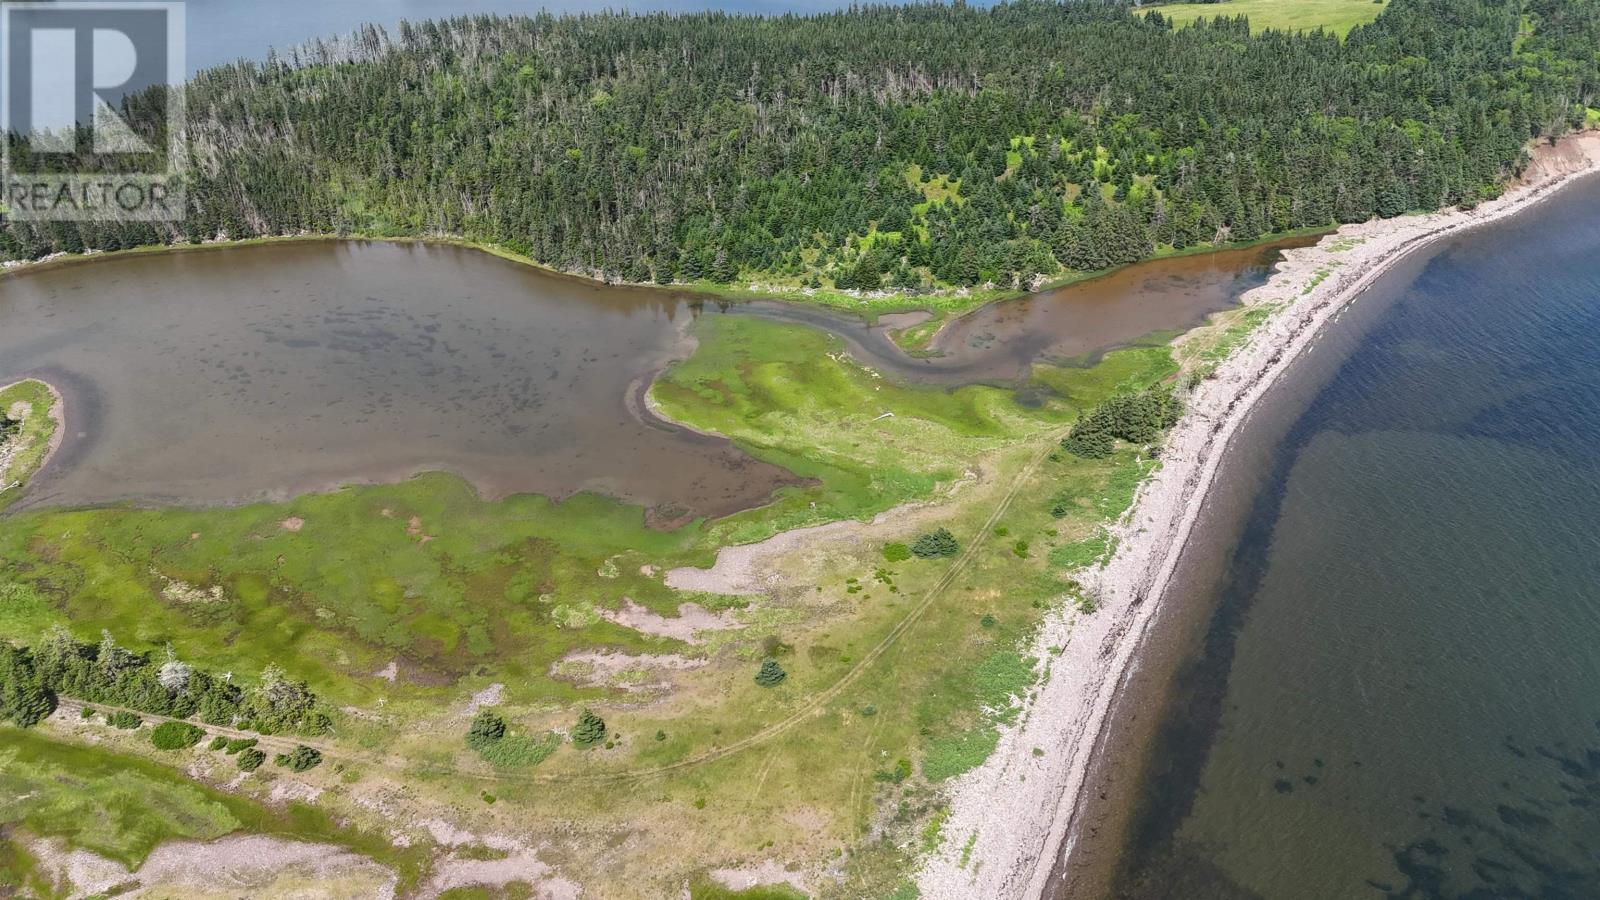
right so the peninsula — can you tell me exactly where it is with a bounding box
[0,1,1597,897]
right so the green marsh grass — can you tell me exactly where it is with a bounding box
[0,303,1257,895]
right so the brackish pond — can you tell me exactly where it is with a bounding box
[0,237,1303,518]
[738,237,1317,385]
[1098,175,1600,898]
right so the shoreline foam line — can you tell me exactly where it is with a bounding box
[915,130,1600,900]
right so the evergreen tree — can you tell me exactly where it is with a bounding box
[572,708,607,746]
[1,0,1593,293]
[754,659,787,687]
[466,709,507,750]
[709,249,735,283]
[0,645,53,727]
[911,528,960,559]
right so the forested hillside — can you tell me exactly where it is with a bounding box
[5,0,1598,294]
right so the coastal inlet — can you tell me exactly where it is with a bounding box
[0,236,1308,518]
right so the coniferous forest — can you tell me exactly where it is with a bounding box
[4,0,1598,293]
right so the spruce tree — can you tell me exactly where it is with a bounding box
[0,645,53,727]
[572,708,607,746]
[754,659,787,687]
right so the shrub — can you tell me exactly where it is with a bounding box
[754,659,787,687]
[466,710,506,751]
[80,707,96,720]
[224,737,258,754]
[107,710,141,729]
[571,709,606,746]
[910,528,959,559]
[881,542,912,562]
[274,745,322,772]
[299,711,333,736]
[923,727,1000,781]
[873,757,913,783]
[236,748,266,772]
[149,721,205,750]
[208,735,228,751]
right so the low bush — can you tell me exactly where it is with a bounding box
[236,748,266,772]
[873,757,913,783]
[274,745,322,772]
[149,721,205,750]
[922,727,1000,781]
[224,737,258,754]
[208,735,228,751]
[107,711,141,729]
[881,542,911,562]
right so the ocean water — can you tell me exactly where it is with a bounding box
[1116,173,1600,898]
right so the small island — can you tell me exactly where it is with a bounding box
[0,379,62,510]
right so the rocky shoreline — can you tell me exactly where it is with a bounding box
[915,131,1600,899]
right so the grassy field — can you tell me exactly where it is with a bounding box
[0,727,423,888]
[0,300,1255,895]
[1140,0,1387,36]
[654,314,1074,542]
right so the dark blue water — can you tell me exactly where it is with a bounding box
[1116,174,1600,898]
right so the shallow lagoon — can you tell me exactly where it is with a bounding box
[0,237,1302,517]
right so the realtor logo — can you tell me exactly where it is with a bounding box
[1,1,186,221]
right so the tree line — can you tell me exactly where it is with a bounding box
[2,0,1597,293]
[0,628,329,735]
